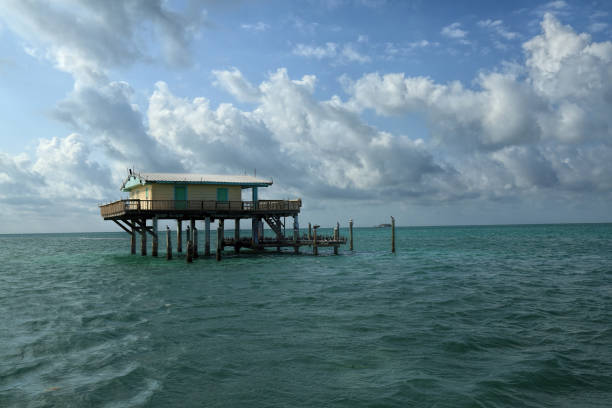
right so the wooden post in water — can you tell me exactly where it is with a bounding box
[234,218,240,254]
[258,219,264,243]
[177,220,182,253]
[130,221,136,255]
[141,219,147,256]
[349,219,354,251]
[189,219,195,256]
[313,225,319,255]
[308,223,312,240]
[186,240,193,263]
[293,215,299,254]
[193,226,198,259]
[216,227,222,262]
[220,219,225,251]
[333,221,339,255]
[166,226,172,260]
[186,225,190,256]
[391,216,395,253]
[152,216,158,257]
[204,217,211,256]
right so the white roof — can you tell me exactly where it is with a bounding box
[136,172,272,186]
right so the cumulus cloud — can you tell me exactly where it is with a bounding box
[212,68,263,103]
[344,13,612,198]
[148,69,458,200]
[0,133,115,231]
[52,80,182,173]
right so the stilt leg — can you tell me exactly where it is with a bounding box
[152,216,158,257]
[141,219,147,256]
[177,220,182,253]
[166,226,172,260]
[205,217,211,256]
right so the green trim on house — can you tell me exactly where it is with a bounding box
[121,176,145,191]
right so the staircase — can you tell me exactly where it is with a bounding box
[263,215,284,239]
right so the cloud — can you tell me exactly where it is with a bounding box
[212,68,262,102]
[293,42,338,59]
[340,44,371,63]
[441,22,468,39]
[148,69,457,200]
[32,134,114,200]
[343,13,612,199]
[383,40,438,59]
[589,22,608,33]
[478,19,519,40]
[241,22,270,32]
[293,42,371,64]
[545,1,568,10]
[0,0,207,81]
[0,133,116,231]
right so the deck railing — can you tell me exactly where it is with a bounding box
[100,199,301,218]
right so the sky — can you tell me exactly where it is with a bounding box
[0,0,611,233]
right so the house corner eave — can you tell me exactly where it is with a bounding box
[121,175,145,191]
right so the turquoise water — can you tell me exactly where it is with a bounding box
[1,224,611,407]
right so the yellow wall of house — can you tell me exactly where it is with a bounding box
[129,184,242,201]
[129,185,149,200]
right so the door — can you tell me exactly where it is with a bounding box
[216,187,228,202]
[174,185,187,209]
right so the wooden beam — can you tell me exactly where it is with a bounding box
[134,219,156,237]
[113,219,132,234]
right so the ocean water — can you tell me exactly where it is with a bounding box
[0,224,611,407]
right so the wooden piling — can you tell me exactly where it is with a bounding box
[166,226,172,260]
[193,226,198,259]
[186,240,193,263]
[293,215,299,254]
[152,217,158,257]
[204,217,211,256]
[333,222,339,255]
[234,218,240,254]
[216,228,222,262]
[177,220,182,253]
[308,223,312,240]
[219,219,225,250]
[391,216,395,253]
[349,219,353,251]
[186,225,190,255]
[313,225,319,255]
[130,221,136,255]
[141,219,147,256]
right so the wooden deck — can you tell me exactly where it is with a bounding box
[100,199,301,219]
